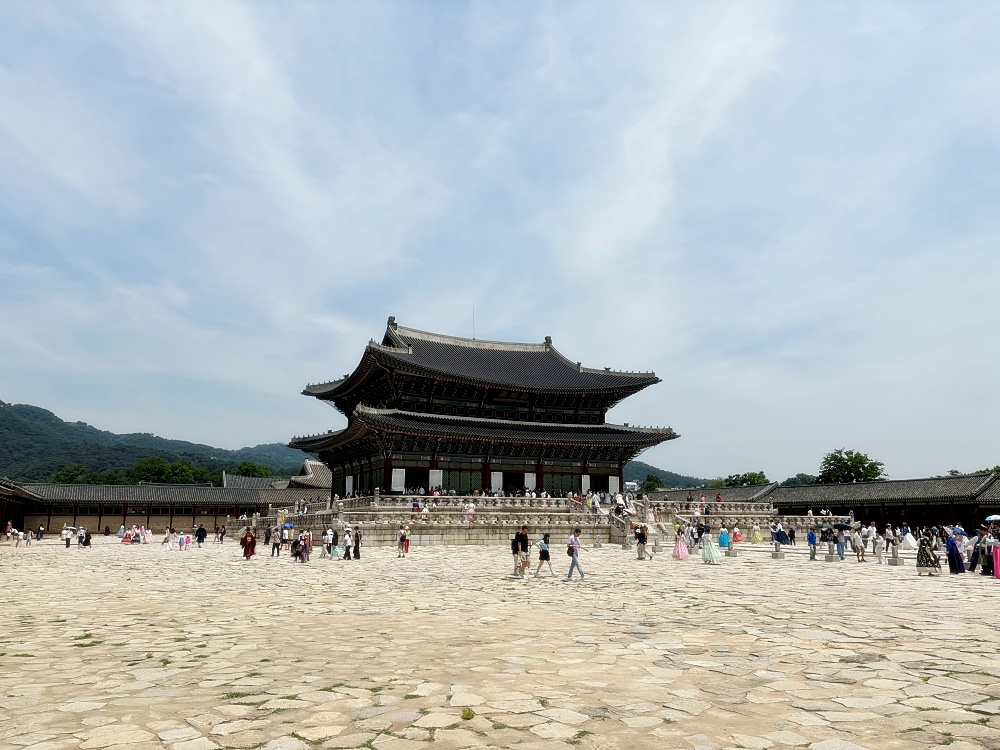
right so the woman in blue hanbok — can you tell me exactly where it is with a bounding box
[774,522,791,546]
[945,532,966,574]
[718,526,730,549]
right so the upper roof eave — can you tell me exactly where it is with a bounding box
[303,319,662,401]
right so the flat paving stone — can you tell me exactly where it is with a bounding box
[1,538,998,750]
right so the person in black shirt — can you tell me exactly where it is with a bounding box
[512,526,530,578]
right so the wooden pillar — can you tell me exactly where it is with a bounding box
[482,451,491,493]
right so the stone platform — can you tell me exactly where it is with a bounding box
[2,538,998,750]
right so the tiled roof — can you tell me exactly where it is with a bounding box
[976,476,1000,503]
[650,484,777,503]
[21,484,325,506]
[290,405,677,452]
[0,477,41,501]
[304,318,660,396]
[770,474,997,506]
[288,460,331,489]
[221,472,290,490]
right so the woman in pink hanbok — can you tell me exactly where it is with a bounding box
[672,524,690,560]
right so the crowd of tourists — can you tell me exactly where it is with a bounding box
[9,501,999,586]
[509,524,589,580]
[232,523,365,562]
[3,520,37,546]
[643,515,1000,581]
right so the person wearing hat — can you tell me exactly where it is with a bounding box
[342,524,352,560]
[403,525,410,555]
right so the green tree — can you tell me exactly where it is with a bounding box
[235,461,273,477]
[126,456,170,483]
[162,460,197,484]
[639,474,664,493]
[724,471,769,487]
[46,463,91,483]
[707,477,726,488]
[817,449,885,484]
[780,473,817,487]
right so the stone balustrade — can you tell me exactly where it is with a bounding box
[250,499,613,548]
[252,497,851,549]
[334,493,585,511]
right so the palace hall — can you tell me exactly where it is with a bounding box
[290,317,677,496]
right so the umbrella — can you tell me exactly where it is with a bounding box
[946,526,969,537]
[64,526,77,531]
[281,522,295,528]
[818,523,834,530]
[986,515,1000,522]
[833,522,853,530]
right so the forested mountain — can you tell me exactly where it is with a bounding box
[0,399,706,487]
[623,459,708,489]
[0,401,306,481]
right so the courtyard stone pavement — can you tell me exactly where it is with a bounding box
[2,537,999,750]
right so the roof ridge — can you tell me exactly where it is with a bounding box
[972,472,1000,498]
[394,324,548,352]
[862,473,992,486]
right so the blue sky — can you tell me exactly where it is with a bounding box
[2,1,998,482]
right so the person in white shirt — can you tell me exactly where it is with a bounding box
[321,528,334,559]
[852,529,866,562]
[567,527,588,580]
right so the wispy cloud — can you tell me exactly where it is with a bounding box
[0,1,998,480]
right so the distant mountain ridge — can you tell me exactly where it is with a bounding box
[623,459,708,489]
[0,401,307,481]
[0,400,708,487]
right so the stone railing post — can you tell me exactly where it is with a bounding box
[771,537,784,559]
[888,535,904,566]
[824,540,838,562]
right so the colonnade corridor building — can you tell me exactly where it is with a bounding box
[290,317,678,497]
